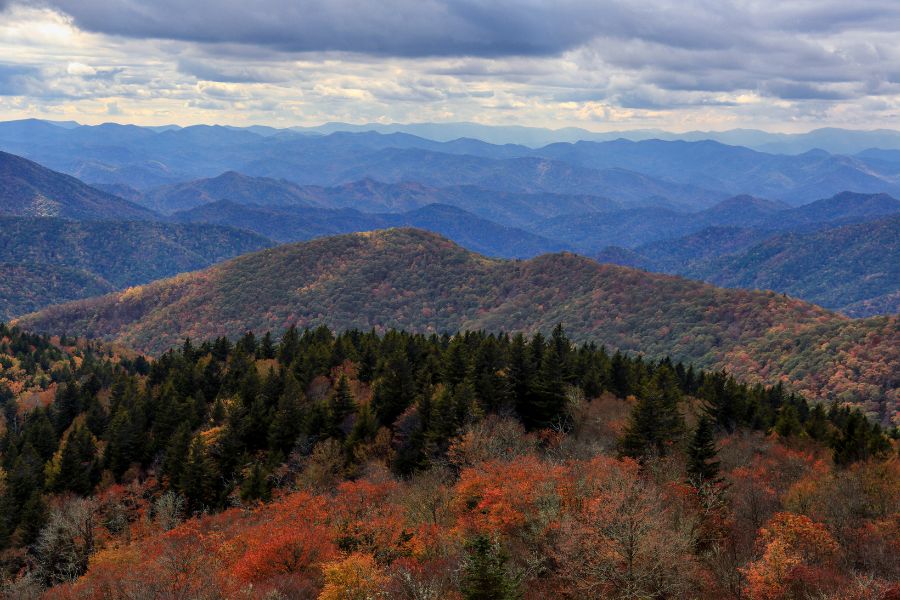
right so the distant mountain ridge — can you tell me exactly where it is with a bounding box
[170,200,568,258]
[0,150,159,221]
[3,120,899,206]
[598,214,900,317]
[17,228,899,421]
[0,217,273,319]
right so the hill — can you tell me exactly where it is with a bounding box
[18,228,899,419]
[683,216,900,315]
[599,216,900,316]
[144,172,624,227]
[138,171,321,213]
[0,151,160,221]
[0,217,273,319]
[536,191,900,253]
[171,200,569,258]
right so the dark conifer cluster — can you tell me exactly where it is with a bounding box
[0,323,891,554]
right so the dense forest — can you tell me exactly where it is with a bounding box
[20,229,900,423]
[0,322,896,598]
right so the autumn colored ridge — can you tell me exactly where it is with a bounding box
[17,228,899,421]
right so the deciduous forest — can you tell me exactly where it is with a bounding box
[1,323,896,599]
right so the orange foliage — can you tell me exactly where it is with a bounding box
[742,513,842,600]
[318,553,388,600]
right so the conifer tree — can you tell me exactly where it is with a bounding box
[687,416,721,484]
[180,435,216,512]
[163,422,192,488]
[50,426,99,495]
[268,373,304,454]
[620,366,685,458]
[371,349,416,426]
[460,535,521,600]
[330,374,356,436]
[240,461,272,503]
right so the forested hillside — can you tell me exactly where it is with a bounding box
[19,229,900,423]
[0,151,157,221]
[0,323,895,598]
[0,218,274,319]
[683,216,900,315]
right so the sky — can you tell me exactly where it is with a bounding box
[1,0,899,131]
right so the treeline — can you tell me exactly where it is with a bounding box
[0,324,893,564]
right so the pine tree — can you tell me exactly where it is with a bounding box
[51,426,99,495]
[774,404,804,438]
[258,331,276,359]
[163,423,192,488]
[347,402,379,448]
[240,461,272,503]
[268,373,304,454]
[180,435,216,512]
[687,416,721,484]
[329,374,356,436]
[460,535,521,600]
[620,366,685,458]
[371,349,416,426]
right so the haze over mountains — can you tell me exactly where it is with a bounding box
[3,119,900,205]
[1,119,899,320]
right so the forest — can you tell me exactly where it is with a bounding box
[0,322,896,598]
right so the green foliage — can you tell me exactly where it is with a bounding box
[460,535,522,600]
[620,366,685,458]
[687,416,721,484]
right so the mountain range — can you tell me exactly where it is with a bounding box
[0,150,158,221]
[17,228,898,421]
[604,217,900,316]
[1,144,897,317]
[3,120,900,206]
[0,218,273,319]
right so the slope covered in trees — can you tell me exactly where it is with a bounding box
[0,218,274,319]
[683,216,900,315]
[607,216,900,316]
[0,324,895,598]
[0,151,158,221]
[18,229,900,422]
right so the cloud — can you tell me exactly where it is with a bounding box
[30,0,602,57]
[0,63,38,95]
[1,0,899,130]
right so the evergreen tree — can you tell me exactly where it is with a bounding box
[50,426,99,495]
[460,535,521,600]
[163,423,192,487]
[258,331,276,359]
[774,404,804,438]
[240,461,272,503]
[371,349,416,426]
[180,435,216,512]
[687,416,721,484]
[620,366,685,458]
[329,374,356,436]
[268,372,304,454]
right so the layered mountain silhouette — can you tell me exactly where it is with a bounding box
[0,151,159,221]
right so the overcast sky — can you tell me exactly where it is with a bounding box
[1,0,899,131]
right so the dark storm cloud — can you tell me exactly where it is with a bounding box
[29,0,898,58]
[30,0,603,57]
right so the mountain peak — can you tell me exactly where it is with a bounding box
[0,151,159,221]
